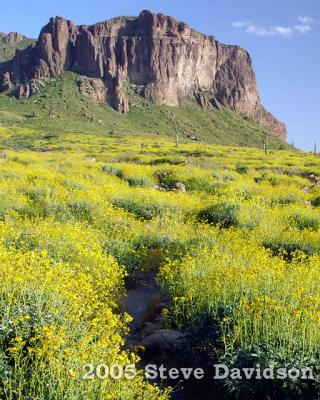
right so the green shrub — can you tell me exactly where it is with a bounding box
[274,195,300,206]
[102,165,123,178]
[67,200,93,223]
[311,196,320,207]
[150,158,185,166]
[185,177,213,193]
[126,176,155,188]
[236,163,249,174]
[263,241,316,261]
[113,198,178,220]
[155,169,177,189]
[223,174,235,182]
[198,203,240,228]
[221,344,320,400]
[254,174,267,184]
[290,213,319,231]
[268,176,280,186]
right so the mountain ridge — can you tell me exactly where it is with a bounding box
[0,10,286,141]
[0,32,35,64]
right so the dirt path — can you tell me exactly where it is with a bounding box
[122,271,160,346]
[121,272,187,399]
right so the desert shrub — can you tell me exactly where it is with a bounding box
[210,181,227,195]
[19,188,56,218]
[185,177,213,193]
[154,169,177,189]
[263,241,316,261]
[221,345,320,400]
[274,194,300,206]
[67,200,93,223]
[254,173,267,184]
[150,157,185,166]
[236,188,255,201]
[236,163,249,174]
[61,179,84,190]
[268,176,280,186]
[290,213,319,231]
[198,203,240,228]
[0,192,25,220]
[223,174,235,181]
[102,164,123,178]
[126,176,155,188]
[103,237,141,276]
[113,197,178,220]
[25,188,49,203]
[114,154,143,164]
[311,196,320,207]
[278,143,287,150]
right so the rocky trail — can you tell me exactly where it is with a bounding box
[121,270,187,398]
[122,271,161,346]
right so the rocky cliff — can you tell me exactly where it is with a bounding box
[0,10,286,140]
[0,32,25,45]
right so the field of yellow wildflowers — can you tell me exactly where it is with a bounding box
[0,125,320,399]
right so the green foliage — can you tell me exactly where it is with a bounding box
[263,241,316,261]
[126,176,155,188]
[198,202,240,228]
[155,169,176,189]
[0,36,35,63]
[290,213,319,231]
[113,197,179,220]
[185,177,214,193]
[236,163,249,174]
[102,165,123,178]
[311,196,320,207]
[275,194,300,206]
[0,72,289,150]
[221,345,320,400]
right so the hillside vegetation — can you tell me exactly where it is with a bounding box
[0,72,288,150]
[0,35,35,63]
[0,125,318,399]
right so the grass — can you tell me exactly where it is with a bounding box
[0,35,35,63]
[0,72,289,150]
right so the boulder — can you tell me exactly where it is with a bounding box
[175,182,186,192]
[142,329,184,351]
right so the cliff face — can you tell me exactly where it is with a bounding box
[0,32,25,45]
[0,10,287,140]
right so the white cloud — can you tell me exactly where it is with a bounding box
[294,24,312,34]
[232,16,315,38]
[296,16,314,24]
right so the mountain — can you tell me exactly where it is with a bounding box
[0,32,35,63]
[0,10,286,141]
[0,32,25,45]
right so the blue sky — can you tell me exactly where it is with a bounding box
[1,0,319,150]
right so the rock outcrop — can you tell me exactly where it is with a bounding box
[0,32,25,45]
[0,10,287,140]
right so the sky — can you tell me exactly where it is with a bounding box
[1,0,319,150]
